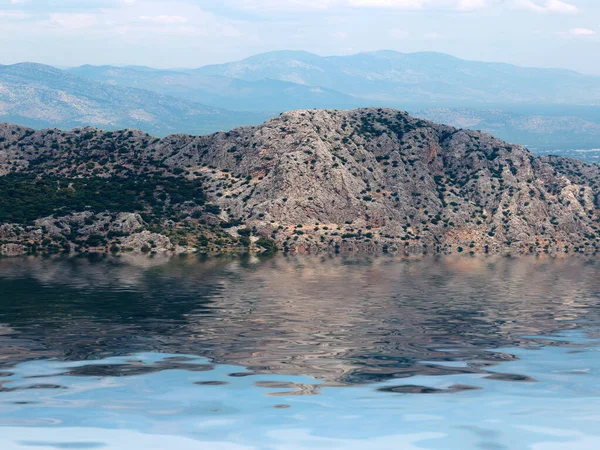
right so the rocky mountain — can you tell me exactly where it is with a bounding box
[0,63,268,136]
[1,108,599,257]
[64,52,600,154]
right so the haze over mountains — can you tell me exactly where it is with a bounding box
[191,50,600,106]
[0,63,269,136]
[68,64,364,113]
[417,107,600,155]
[2,50,600,158]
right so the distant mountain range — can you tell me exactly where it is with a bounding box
[68,64,364,113]
[2,50,600,156]
[0,63,269,136]
[67,50,600,111]
[415,107,600,153]
[189,50,600,107]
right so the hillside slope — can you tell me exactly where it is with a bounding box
[0,63,268,136]
[1,108,599,256]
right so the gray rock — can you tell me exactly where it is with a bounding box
[1,107,599,255]
[121,231,173,253]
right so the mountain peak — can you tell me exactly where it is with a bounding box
[1,62,64,74]
[1,108,599,257]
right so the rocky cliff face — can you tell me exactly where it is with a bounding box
[1,108,599,256]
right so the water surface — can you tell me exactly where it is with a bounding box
[0,255,599,449]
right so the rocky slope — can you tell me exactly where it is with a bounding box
[1,108,599,256]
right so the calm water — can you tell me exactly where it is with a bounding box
[0,255,599,449]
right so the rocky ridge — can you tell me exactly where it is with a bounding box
[1,107,599,256]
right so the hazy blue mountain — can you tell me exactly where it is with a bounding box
[5,52,600,158]
[67,65,364,113]
[194,50,600,106]
[0,63,269,136]
[413,107,600,154]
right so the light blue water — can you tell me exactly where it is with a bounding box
[0,256,599,449]
[1,332,600,450]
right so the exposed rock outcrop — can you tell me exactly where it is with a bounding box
[1,108,599,256]
[120,231,173,254]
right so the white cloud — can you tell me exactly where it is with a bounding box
[514,0,578,14]
[49,13,97,29]
[347,0,488,12]
[233,0,336,11]
[347,0,425,8]
[140,15,189,24]
[226,0,491,12]
[457,0,486,11]
[569,28,596,36]
[558,27,597,40]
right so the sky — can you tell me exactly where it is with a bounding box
[0,0,599,74]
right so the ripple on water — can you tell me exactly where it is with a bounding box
[0,256,599,449]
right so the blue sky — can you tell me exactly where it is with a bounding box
[0,0,598,73]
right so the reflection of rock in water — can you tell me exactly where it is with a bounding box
[0,255,598,387]
[183,256,600,385]
[0,383,66,393]
[195,381,229,386]
[254,381,321,396]
[377,384,481,394]
[48,361,215,378]
[484,373,536,382]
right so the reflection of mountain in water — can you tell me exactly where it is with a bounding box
[0,255,599,385]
